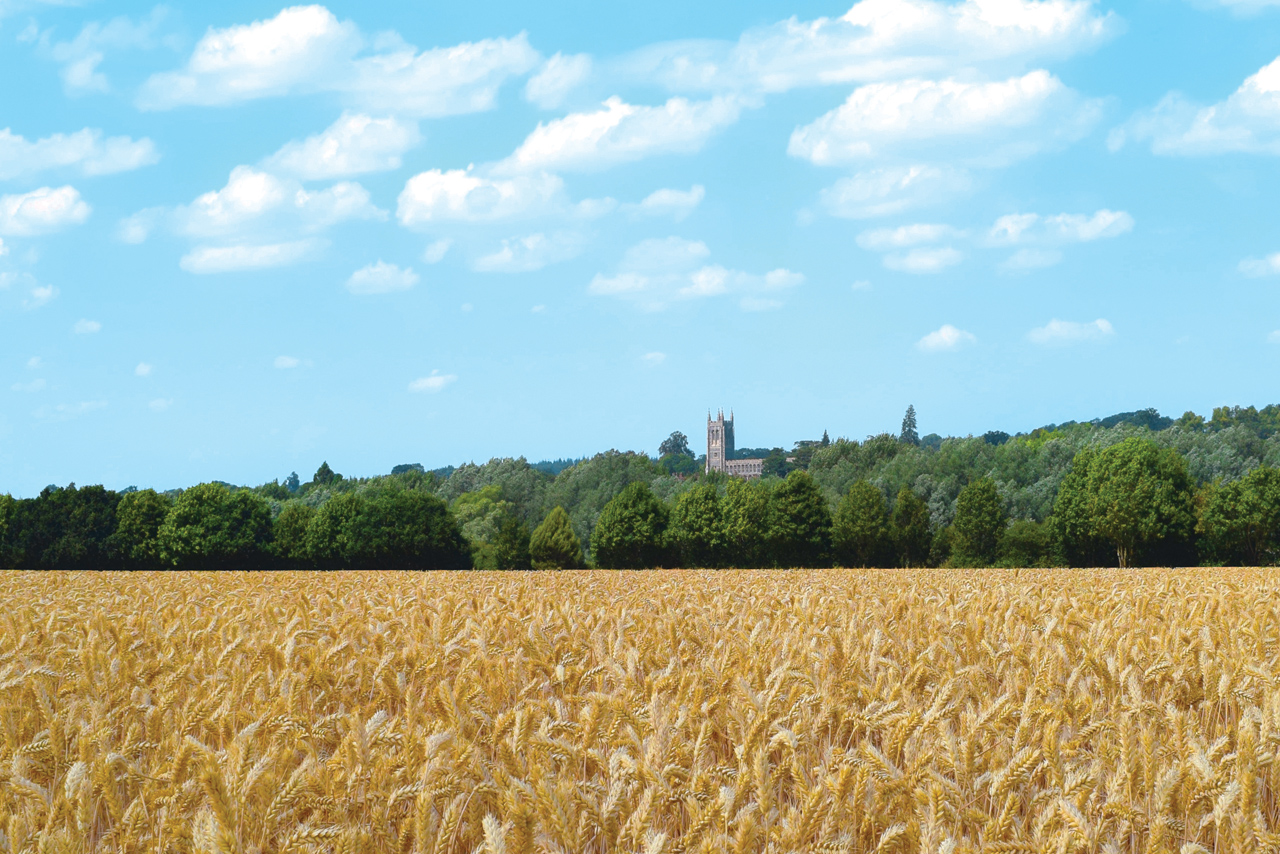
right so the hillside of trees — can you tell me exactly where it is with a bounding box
[3,404,1280,570]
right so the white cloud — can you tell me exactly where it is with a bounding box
[0,128,158,179]
[180,239,323,273]
[627,0,1115,95]
[917,323,976,351]
[265,112,420,180]
[25,284,57,309]
[988,209,1134,245]
[589,236,803,311]
[397,169,564,224]
[1118,57,1280,155]
[525,53,592,109]
[274,355,301,368]
[135,362,152,376]
[496,96,742,174]
[345,260,418,294]
[852,279,872,290]
[409,370,457,393]
[117,208,162,244]
[1269,330,1280,343]
[819,165,970,218]
[174,166,383,239]
[999,247,1063,272]
[149,398,172,411]
[423,239,451,263]
[884,246,963,273]
[856,222,959,250]
[26,357,41,369]
[50,8,171,94]
[1027,317,1114,344]
[0,186,91,235]
[789,71,1100,167]
[642,351,666,365]
[1241,252,1280,277]
[631,185,705,220]
[137,6,538,116]
[11,379,45,393]
[35,401,107,421]
[73,319,101,334]
[0,238,6,256]
[472,232,585,273]
[529,304,543,312]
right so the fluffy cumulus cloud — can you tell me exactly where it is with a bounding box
[1117,57,1280,155]
[627,0,1115,95]
[630,185,705,220]
[136,5,538,116]
[789,71,1101,168]
[856,223,960,251]
[589,236,803,311]
[397,169,564,224]
[472,232,585,273]
[409,370,457,393]
[0,128,158,179]
[0,186,91,236]
[1027,317,1114,344]
[525,53,592,109]
[496,96,741,174]
[265,112,420,180]
[179,239,323,273]
[171,166,383,241]
[345,260,418,294]
[884,246,963,273]
[818,165,970,218]
[917,323,975,351]
[73,319,101,334]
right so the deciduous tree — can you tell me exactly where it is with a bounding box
[530,506,584,570]
[591,482,670,569]
[832,481,891,567]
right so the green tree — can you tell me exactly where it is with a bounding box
[158,483,274,570]
[831,481,891,567]
[891,487,932,567]
[997,520,1050,567]
[1198,466,1280,565]
[591,482,670,569]
[0,494,15,568]
[529,506,584,570]
[7,484,121,570]
[1051,439,1195,567]
[108,489,171,569]
[1089,438,1195,567]
[769,470,832,567]
[668,483,727,567]
[310,461,341,488]
[1047,447,1111,566]
[900,405,919,445]
[493,514,533,570]
[950,478,1006,566]
[659,431,693,458]
[303,492,364,568]
[272,503,317,567]
[721,478,774,567]
[353,490,471,570]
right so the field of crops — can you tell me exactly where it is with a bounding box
[0,569,1277,853]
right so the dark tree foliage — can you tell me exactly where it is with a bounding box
[997,520,1050,567]
[158,484,274,570]
[4,484,122,570]
[951,478,1006,567]
[591,482,671,569]
[530,506,584,570]
[660,454,699,476]
[391,463,425,475]
[311,461,341,488]
[493,514,533,571]
[272,503,317,568]
[721,478,774,568]
[1198,466,1280,565]
[769,471,832,568]
[668,483,727,568]
[303,490,470,571]
[832,481,892,568]
[285,471,301,492]
[761,448,791,479]
[892,487,932,567]
[659,431,693,458]
[983,431,1010,446]
[900,405,919,446]
[108,489,171,569]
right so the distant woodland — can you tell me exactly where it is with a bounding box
[4,404,1280,570]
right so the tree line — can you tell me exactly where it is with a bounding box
[3,404,1280,569]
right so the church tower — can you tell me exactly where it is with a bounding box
[706,409,735,473]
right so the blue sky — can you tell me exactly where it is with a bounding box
[2,0,1280,495]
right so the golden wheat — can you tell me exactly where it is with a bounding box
[0,569,1277,853]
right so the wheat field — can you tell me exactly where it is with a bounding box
[0,569,1277,854]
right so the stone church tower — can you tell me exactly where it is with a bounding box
[707,409,763,478]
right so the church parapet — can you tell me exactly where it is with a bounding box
[706,409,765,478]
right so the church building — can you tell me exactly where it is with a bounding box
[706,410,764,478]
